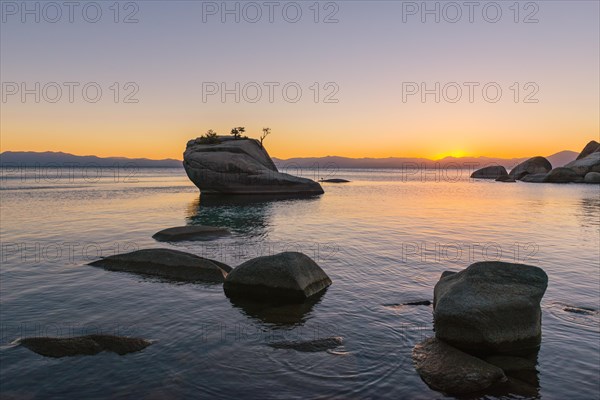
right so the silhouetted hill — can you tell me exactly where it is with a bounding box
[0,151,183,168]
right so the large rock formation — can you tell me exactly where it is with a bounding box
[183,136,324,195]
[223,252,332,302]
[508,157,552,180]
[433,262,548,354]
[19,335,153,358]
[89,248,231,282]
[413,337,506,395]
[471,165,509,180]
[564,152,600,177]
[575,140,600,160]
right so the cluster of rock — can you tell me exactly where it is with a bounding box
[183,136,324,195]
[19,218,332,358]
[413,261,548,396]
[470,140,600,183]
[88,248,332,304]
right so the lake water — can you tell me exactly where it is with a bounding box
[1,167,599,399]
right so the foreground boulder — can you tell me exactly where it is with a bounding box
[152,225,230,242]
[183,136,324,195]
[19,335,152,358]
[223,252,332,302]
[413,337,506,395]
[508,157,552,180]
[433,262,548,354]
[543,167,582,183]
[471,165,509,180]
[584,172,600,183]
[89,248,231,282]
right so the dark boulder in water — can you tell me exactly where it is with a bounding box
[19,335,153,358]
[224,252,332,303]
[508,157,552,180]
[412,337,506,395]
[471,166,509,180]
[89,248,231,282]
[319,178,350,183]
[433,261,548,354]
[403,300,432,306]
[152,225,230,242]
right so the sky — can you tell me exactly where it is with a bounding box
[1,0,599,160]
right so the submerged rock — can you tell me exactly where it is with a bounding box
[223,252,332,302]
[563,306,598,315]
[543,167,582,183]
[485,355,539,386]
[403,300,432,306]
[319,178,350,183]
[508,157,552,180]
[471,165,509,180]
[152,225,230,242]
[413,337,506,395]
[19,335,152,358]
[89,248,231,282]
[183,136,324,195]
[268,336,343,352]
[433,261,548,354]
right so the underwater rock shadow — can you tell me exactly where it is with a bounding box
[226,289,328,327]
[185,194,321,237]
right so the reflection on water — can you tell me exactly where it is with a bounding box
[227,289,328,326]
[186,194,321,237]
[577,196,600,228]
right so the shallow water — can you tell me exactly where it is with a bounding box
[1,167,599,399]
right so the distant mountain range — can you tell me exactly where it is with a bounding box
[273,150,578,170]
[0,150,578,170]
[0,151,182,168]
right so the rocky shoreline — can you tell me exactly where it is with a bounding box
[413,261,548,396]
[471,140,600,184]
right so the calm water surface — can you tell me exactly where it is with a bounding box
[1,168,599,399]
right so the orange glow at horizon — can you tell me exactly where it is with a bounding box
[1,123,594,161]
